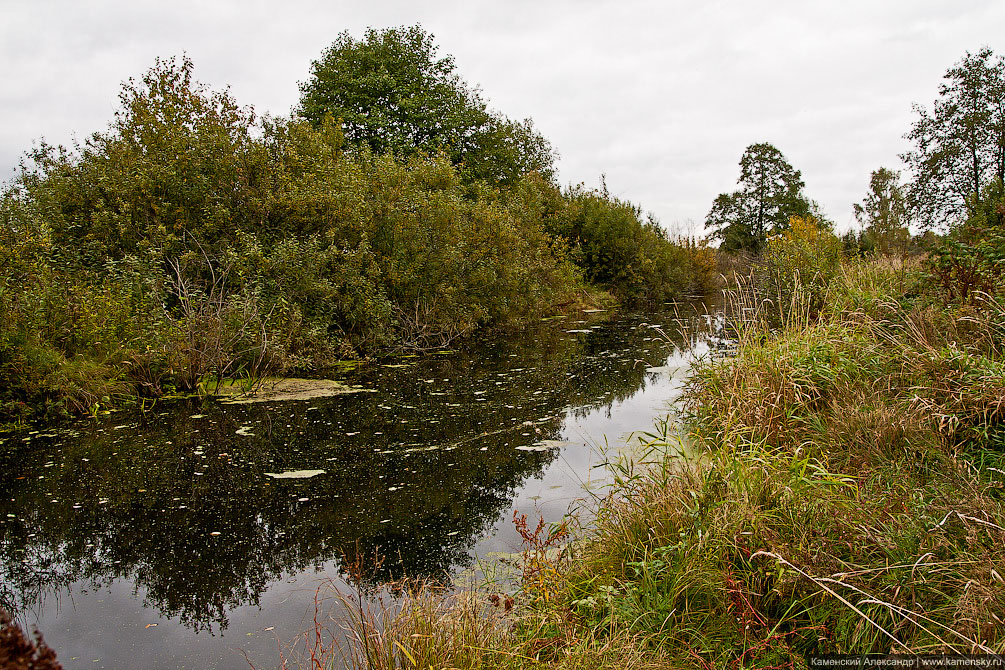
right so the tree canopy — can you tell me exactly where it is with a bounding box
[17,55,266,266]
[902,48,1005,229]
[705,143,819,253]
[297,25,554,185]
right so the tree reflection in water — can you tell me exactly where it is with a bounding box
[0,305,719,638]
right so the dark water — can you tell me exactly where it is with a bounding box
[0,305,721,669]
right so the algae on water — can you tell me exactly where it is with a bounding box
[216,378,374,404]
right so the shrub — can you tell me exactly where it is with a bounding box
[546,185,712,304]
[757,215,842,318]
[0,609,63,670]
[926,179,1005,303]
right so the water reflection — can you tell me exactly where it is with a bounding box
[0,305,721,667]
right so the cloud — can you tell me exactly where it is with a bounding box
[2,0,1004,227]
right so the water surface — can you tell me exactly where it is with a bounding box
[0,305,721,668]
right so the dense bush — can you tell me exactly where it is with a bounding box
[0,56,708,424]
[546,185,716,304]
[927,179,1005,303]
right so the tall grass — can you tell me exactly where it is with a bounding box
[274,582,519,670]
[564,256,1005,664]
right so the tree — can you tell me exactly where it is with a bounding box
[902,48,1005,229]
[706,143,818,253]
[297,25,554,184]
[853,167,910,255]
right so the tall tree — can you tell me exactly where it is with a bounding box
[902,48,1005,229]
[853,167,910,255]
[706,143,817,253]
[297,25,554,184]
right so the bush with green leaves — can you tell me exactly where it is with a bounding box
[0,51,715,424]
[757,215,843,318]
[546,185,713,305]
[0,57,595,422]
[927,179,1005,303]
[19,56,269,267]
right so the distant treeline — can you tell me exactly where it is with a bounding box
[0,41,714,424]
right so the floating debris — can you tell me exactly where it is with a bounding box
[264,469,326,479]
[516,439,574,452]
[235,426,255,437]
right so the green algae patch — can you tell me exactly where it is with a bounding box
[216,378,374,404]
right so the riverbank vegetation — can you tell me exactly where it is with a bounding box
[0,29,715,427]
[293,47,1005,668]
[5,26,1004,670]
[300,250,1005,669]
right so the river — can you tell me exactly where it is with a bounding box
[0,303,723,669]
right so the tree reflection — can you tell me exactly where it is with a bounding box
[0,307,712,631]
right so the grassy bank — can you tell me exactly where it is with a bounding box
[559,259,1005,664]
[306,255,1005,669]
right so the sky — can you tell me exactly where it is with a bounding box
[2,0,1004,234]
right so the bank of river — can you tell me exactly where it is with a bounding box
[0,304,724,669]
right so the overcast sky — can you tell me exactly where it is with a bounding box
[3,0,1004,233]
